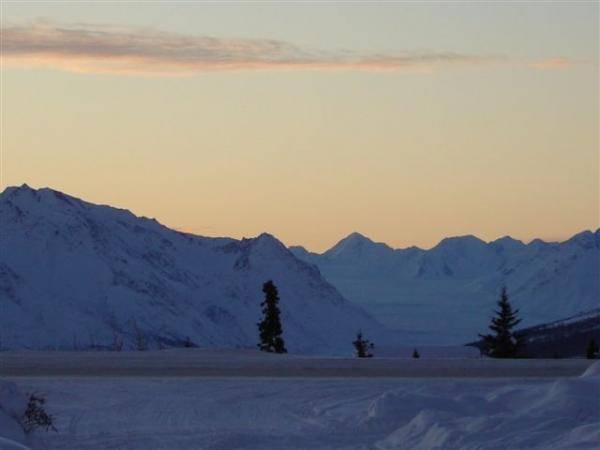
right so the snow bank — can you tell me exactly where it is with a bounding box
[10,367,600,449]
[375,371,600,449]
[581,360,600,378]
[0,382,28,449]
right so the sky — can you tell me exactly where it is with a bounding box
[1,1,598,251]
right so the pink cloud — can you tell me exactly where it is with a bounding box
[1,22,570,76]
[528,57,571,69]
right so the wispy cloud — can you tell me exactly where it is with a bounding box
[1,22,568,76]
[528,57,571,70]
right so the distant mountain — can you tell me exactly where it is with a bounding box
[0,185,385,354]
[290,230,600,344]
[469,308,600,358]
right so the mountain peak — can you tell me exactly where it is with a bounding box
[322,232,396,260]
[2,183,35,198]
[325,232,374,257]
[1,184,83,206]
[256,232,278,242]
[490,236,525,253]
[528,238,550,248]
[565,229,599,249]
[346,231,370,240]
[492,235,522,244]
[338,231,376,247]
[434,234,486,251]
[15,183,34,192]
[237,232,290,257]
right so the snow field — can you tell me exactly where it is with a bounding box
[1,360,598,449]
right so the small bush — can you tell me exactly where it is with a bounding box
[184,336,195,348]
[353,332,374,358]
[112,331,124,351]
[23,394,56,433]
[132,320,148,351]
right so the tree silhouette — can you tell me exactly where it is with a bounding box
[257,280,287,353]
[23,394,56,433]
[353,331,374,358]
[586,339,599,359]
[479,287,523,358]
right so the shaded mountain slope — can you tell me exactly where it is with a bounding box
[0,185,385,354]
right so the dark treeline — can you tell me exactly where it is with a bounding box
[472,287,600,359]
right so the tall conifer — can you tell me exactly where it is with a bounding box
[257,280,287,353]
[479,287,523,358]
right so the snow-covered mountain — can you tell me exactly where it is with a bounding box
[290,230,600,344]
[0,185,385,354]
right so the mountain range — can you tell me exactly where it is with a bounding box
[2,184,597,351]
[0,185,384,354]
[290,229,600,344]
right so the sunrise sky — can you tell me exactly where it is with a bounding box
[1,2,598,251]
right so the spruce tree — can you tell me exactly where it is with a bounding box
[479,287,523,358]
[353,331,374,358]
[257,280,287,354]
[586,339,599,359]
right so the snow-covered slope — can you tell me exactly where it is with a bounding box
[291,230,600,344]
[519,308,600,358]
[0,185,385,354]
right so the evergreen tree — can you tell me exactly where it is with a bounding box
[353,331,374,358]
[257,280,287,353]
[586,339,599,359]
[479,287,523,358]
[412,349,420,359]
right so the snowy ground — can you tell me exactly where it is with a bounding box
[1,350,598,449]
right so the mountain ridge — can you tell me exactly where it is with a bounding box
[0,184,386,354]
[304,229,598,256]
[290,228,600,344]
[3,184,597,347]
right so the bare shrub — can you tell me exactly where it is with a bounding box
[23,394,57,433]
[112,331,124,351]
[132,320,148,351]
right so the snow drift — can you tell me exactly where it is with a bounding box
[6,361,599,449]
[0,381,28,449]
[372,362,600,449]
